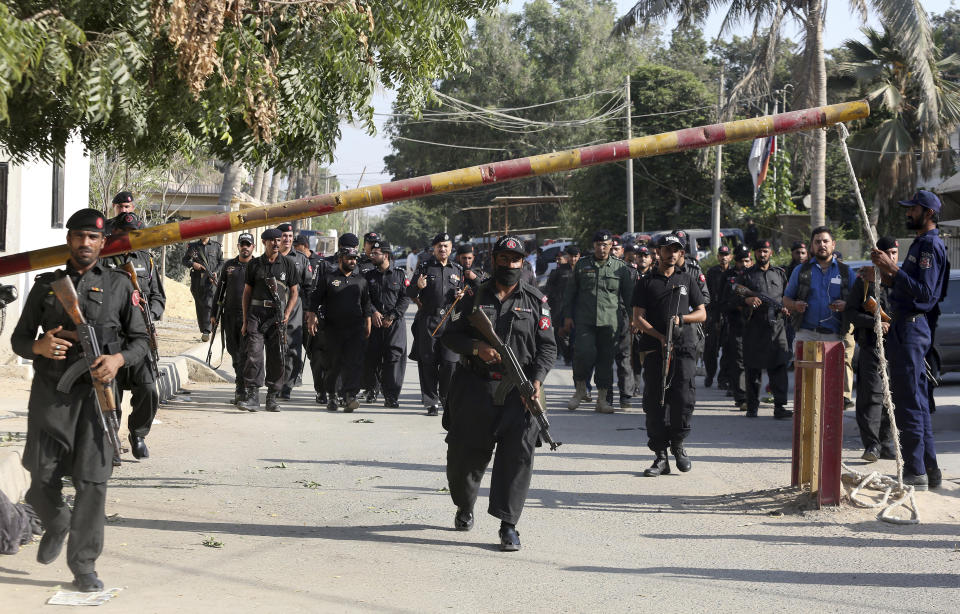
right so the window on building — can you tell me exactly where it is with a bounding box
[0,162,8,251]
[51,157,65,228]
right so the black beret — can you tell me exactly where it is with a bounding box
[593,230,612,242]
[791,241,807,250]
[113,212,142,231]
[111,191,134,205]
[612,235,622,246]
[261,228,282,240]
[339,233,360,248]
[457,243,474,254]
[717,245,731,255]
[66,208,107,233]
[493,236,526,256]
[363,232,380,243]
[238,232,255,244]
[339,246,359,257]
[754,239,772,250]
[876,236,898,251]
[734,245,751,260]
[564,245,580,256]
[276,223,293,233]
[293,234,309,246]
[432,232,451,245]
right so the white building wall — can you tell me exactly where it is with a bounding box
[0,137,90,377]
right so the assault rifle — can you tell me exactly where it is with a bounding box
[50,275,123,465]
[264,277,288,377]
[122,262,161,380]
[206,277,226,366]
[731,283,786,314]
[467,308,561,451]
[189,245,217,285]
[661,286,682,407]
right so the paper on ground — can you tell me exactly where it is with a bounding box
[46,588,122,606]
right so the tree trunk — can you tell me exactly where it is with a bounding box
[260,168,272,202]
[807,0,827,228]
[251,165,265,201]
[218,163,241,211]
[268,169,282,203]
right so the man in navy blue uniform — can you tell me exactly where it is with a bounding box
[869,190,948,490]
[362,239,411,407]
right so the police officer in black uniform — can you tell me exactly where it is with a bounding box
[182,235,223,341]
[456,243,488,291]
[213,232,255,405]
[277,223,309,399]
[545,245,579,365]
[308,245,372,412]
[615,245,640,409]
[845,236,898,462]
[631,233,706,477]
[441,236,557,551]
[720,245,751,410]
[11,208,149,592]
[294,234,327,403]
[238,229,300,412]
[359,232,380,274]
[408,232,464,416]
[362,239,411,407]
[101,212,165,459]
[703,245,732,388]
[736,240,792,419]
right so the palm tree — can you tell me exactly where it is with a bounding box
[613,1,942,229]
[839,26,960,235]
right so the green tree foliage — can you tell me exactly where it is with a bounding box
[755,148,798,226]
[373,201,444,249]
[0,0,499,167]
[383,0,655,239]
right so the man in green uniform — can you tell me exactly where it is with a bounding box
[562,230,634,413]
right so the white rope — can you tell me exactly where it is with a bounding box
[835,123,919,525]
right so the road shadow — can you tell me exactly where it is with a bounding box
[560,565,959,589]
[261,457,639,477]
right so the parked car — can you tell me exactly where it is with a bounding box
[649,228,743,261]
[535,240,576,289]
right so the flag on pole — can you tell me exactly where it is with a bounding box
[748,136,776,189]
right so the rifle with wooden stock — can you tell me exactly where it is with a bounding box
[264,277,288,374]
[50,275,123,465]
[122,262,161,380]
[467,308,561,451]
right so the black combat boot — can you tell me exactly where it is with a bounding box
[36,528,67,564]
[238,388,260,412]
[773,405,793,420]
[72,572,104,592]
[265,391,280,412]
[233,383,245,406]
[343,396,359,413]
[644,450,671,477]
[316,392,328,405]
[670,445,691,472]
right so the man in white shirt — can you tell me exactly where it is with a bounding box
[405,247,419,278]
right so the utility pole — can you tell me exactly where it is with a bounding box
[625,74,634,234]
[711,65,724,252]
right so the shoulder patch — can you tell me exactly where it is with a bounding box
[699,273,706,283]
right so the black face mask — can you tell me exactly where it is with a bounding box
[494,265,523,286]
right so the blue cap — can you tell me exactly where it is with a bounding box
[898,190,941,213]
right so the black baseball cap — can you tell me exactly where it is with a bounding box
[112,212,142,231]
[293,234,309,246]
[493,236,526,256]
[238,232,255,245]
[717,245,731,255]
[657,234,683,249]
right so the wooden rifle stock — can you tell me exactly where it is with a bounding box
[863,296,891,323]
[49,275,123,464]
[122,262,161,371]
[431,289,465,337]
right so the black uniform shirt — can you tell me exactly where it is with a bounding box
[442,280,557,385]
[407,256,464,312]
[102,249,166,320]
[303,250,326,294]
[245,254,300,302]
[182,239,223,279]
[632,267,705,351]
[736,264,787,323]
[283,250,310,295]
[217,257,250,313]
[358,254,377,275]
[365,265,411,321]
[706,264,731,311]
[312,266,372,324]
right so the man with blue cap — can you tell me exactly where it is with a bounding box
[868,190,949,490]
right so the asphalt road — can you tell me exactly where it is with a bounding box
[2,319,958,612]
